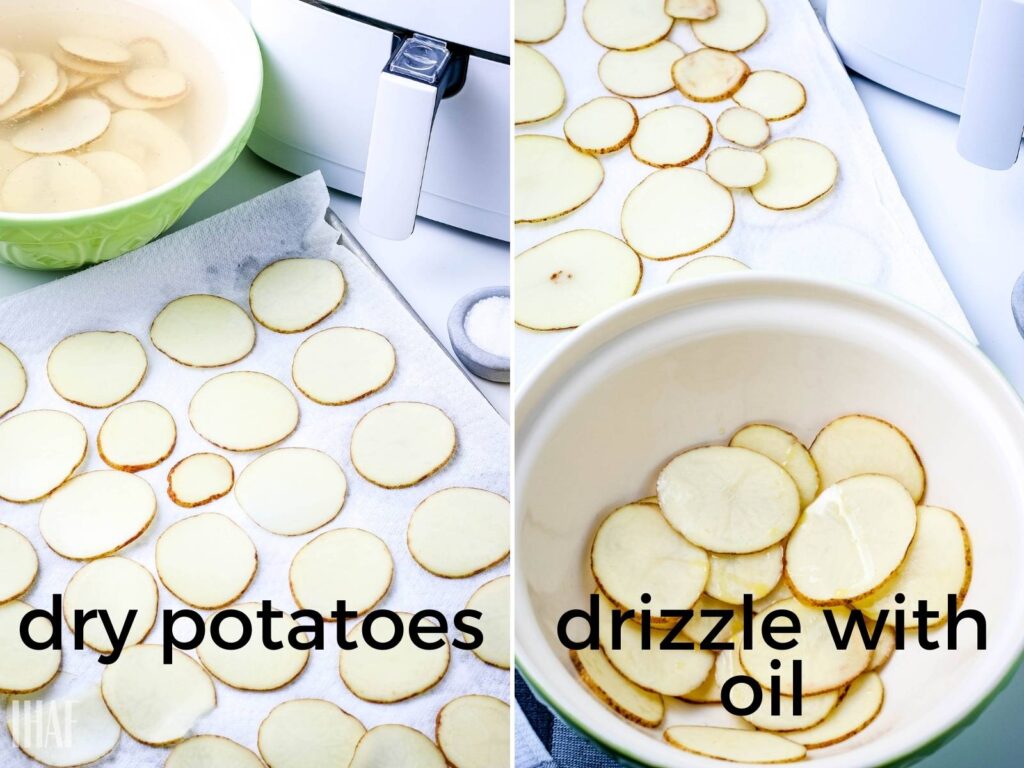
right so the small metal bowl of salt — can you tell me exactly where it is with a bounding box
[447,286,510,383]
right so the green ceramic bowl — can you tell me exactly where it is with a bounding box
[0,0,262,270]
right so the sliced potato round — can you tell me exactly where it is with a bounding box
[0,409,87,503]
[54,48,121,77]
[340,612,450,702]
[465,575,510,668]
[515,229,641,331]
[259,699,366,768]
[1,155,103,214]
[680,664,722,704]
[753,138,839,210]
[630,106,712,168]
[665,725,806,763]
[150,294,256,368]
[515,135,604,223]
[292,327,395,405]
[592,502,708,625]
[0,600,61,694]
[97,77,184,109]
[786,673,884,748]
[0,54,60,122]
[740,598,871,695]
[734,70,806,121]
[12,98,111,154]
[7,685,121,768]
[90,109,192,188]
[868,623,897,670]
[189,371,299,452]
[235,447,347,534]
[63,557,157,653]
[668,0,718,20]
[436,695,510,768]
[124,66,187,100]
[166,736,264,768]
[0,55,18,106]
[583,0,674,50]
[810,414,925,501]
[59,36,130,65]
[672,48,749,102]
[77,150,148,204]
[706,544,783,605]
[682,594,743,645]
[598,41,684,98]
[38,68,69,111]
[717,106,770,147]
[571,648,664,726]
[515,43,564,125]
[668,255,749,283]
[691,0,768,52]
[129,38,168,67]
[706,146,767,188]
[752,580,793,613]
[657,445,799,553]
[516,0,567,43]
[198,602,309,691]
[167,452,234,508]
[564,97,638,154]
[856,505,972,629]
[407,487,510,577]
[730,424,819,506]
[350,401,456,488]
[156,512,257,609]
[0,139,30,187]
[0,524,36,603]
[97,400,176,472]
[249,258,346,333]
[48,330,147,408]
[350,725,446,768]
[0,342,26,418]
[290,528,393,618]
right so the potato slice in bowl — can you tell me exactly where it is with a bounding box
[730,423,820,506]
[571,647,665,727]
[706,544,783,605]
[785,672,884,748]
[664,725,805,763]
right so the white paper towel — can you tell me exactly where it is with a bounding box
[0,173,509,766]
[516,0,974,376]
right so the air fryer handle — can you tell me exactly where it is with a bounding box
[957,0,1024,170]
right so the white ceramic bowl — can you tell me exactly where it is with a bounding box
[516,276,1024,767]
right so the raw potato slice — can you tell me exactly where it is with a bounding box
[39,471,157,560]
[691,0,768,52]
[591,503,708,625]
[706,146,767,188]
[631,106,712,168]
[290,528,393,618]
[0,601,62,694]
[249,258,346,333]
[621,168,733,260]
[598,41,684,98]
[668,255,749,283]
[168,453,234,507]
[129,38,168,67]
[407,487,510,577]
[166,736,264,768]
[39,69,69,110]
[752,580,792,612]
[151,294,256,368]
[810,414,925,501]
[516,0,566,43]
[465,575,510,668]
[706,545,784,605]
[753,138,839,210]
[734,71,806,121]
[0,524,36,603]
[514,44,564,125]
[53,49,121,77]
[12,98,111,154]
[349,725,446,768]
[664,726,806,763]
[564,97,638,154]
[597,593,715,696]
[97,78,183,110]
[682,594,743,644]
[63,557,157,653]
[787,475,917,604]
[258,699,366,768]
[514,230,641,330]
[189,371,299,452]
[2,156,103,214]
[350,402,456,488]
[680,665,722,704]
[657,445,799,553]
[856,505,972,628]
[583,0,674,51]
[59,36,131,65]
[571,648,664,726]
[0,54,60,122]
[98,400,176,471]
[0,342,26,418]
[436,695,510,768]
[235,447,347,534]
[7,685,121,767]
[292,327,396,405]
[124,67,187,100]
[198,602,310,691]
[48,330,147,408]
[515,135,604,223]
[786,673,884,748]
[1,140,30,187]
[90,109,192,187]
[340,612,450,702]
[156,513,257,609]
[0,410,87,503]
[868,624,896,670]
[740,598,871,695]
[717,106,770,147]
[78,150,148,204]
[668,0,718,20]
[672,49,749,102]
[730,424,820,506]
[101,645,215,746]
[0,55,17,106]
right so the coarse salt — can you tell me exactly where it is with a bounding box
[465,296,510,359]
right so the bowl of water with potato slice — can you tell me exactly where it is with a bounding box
[0,0,260,269]
[516,274,1024,767]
